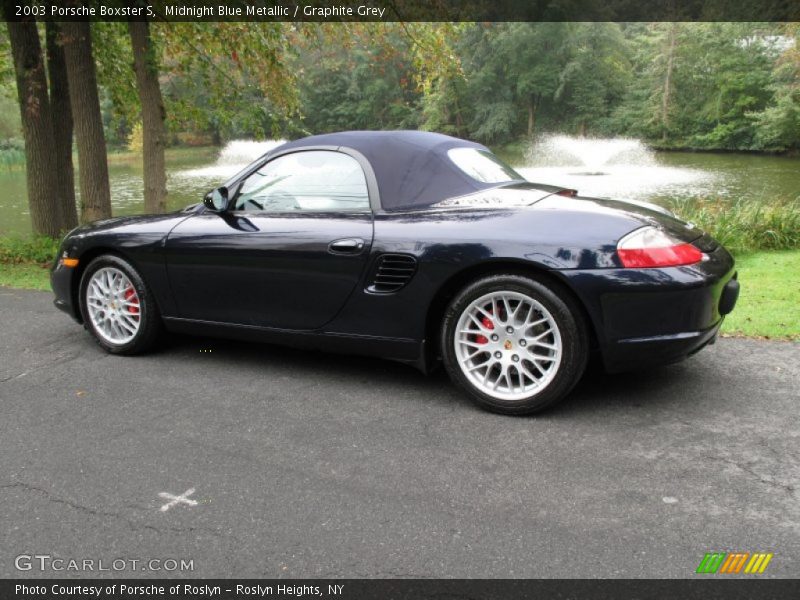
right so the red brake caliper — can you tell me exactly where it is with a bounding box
[474,312,494,345]
[124,287,139,317]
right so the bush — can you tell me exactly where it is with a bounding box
[0,137,25,169]
[668,197,800,254]
[0,235,60,266]
[127,122,143,153]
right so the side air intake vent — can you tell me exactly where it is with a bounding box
[367,254,418,294]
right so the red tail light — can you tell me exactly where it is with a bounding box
[617,226,704,268]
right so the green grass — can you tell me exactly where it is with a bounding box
[106,145,219,164]
[722,250,800,340]
[0,262,51,290]
[0,234,58,291]
[0,146,25,170]
[2,144,219,168]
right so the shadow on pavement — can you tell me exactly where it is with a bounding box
[158,331,691,417]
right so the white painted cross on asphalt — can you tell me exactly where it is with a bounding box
[158,488,198,512]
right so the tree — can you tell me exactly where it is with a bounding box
[45,22,77,229]
[158,22,301,140]
[451,24,519,143]
[500,23,568,138]
[61,21,111,222]
[659,23,678,141]
[685,23,776,149]
[295,24,421,134]
[556,23,631,136]
[5,18,62,237]
[753,24,800,150]
[129,20,167,214]
[440,23,570,143]
[91,22,138,146]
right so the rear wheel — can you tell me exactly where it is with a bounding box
[441,274,588,415]
[79,254,161,355]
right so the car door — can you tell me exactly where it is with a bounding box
[164,149,374,330]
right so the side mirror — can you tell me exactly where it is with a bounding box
[203,187,229,212]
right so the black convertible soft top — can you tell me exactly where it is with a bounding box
[254,130,524,212]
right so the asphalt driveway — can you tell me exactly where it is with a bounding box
[1,287,798,578]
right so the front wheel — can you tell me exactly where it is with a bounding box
[441,274,588,415]
[79,254,161,355]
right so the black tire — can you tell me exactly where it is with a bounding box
[441,274,588,415]
[78,254,162,355]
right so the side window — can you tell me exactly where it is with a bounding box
[233,150,370,213]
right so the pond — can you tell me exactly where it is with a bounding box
[511,135,800,208]
[1,136,798,236]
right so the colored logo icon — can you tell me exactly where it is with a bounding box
[696,552,773,574]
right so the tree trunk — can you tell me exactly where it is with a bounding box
[5,19,63,237]
[129,20,168,214]
[45,22,78,231]
[527,95,539,139]
[661,24,677,142]
[61,21,112,222]
[211,123,222,147]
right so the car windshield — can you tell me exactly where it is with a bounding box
[448,148,524,184]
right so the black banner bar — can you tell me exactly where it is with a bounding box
[3,579,800,600]
[3,0,800,22]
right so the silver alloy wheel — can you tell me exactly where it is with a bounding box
[454,291,562,401]
[85,267,142,345]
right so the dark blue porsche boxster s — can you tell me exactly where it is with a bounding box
[51,131,739,414]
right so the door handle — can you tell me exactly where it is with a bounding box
[328,238,365,255]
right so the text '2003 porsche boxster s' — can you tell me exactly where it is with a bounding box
[52,131,739,414]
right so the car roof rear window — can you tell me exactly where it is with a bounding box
[448,148,524,184]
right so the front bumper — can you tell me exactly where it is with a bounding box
[51,260,81,322]
[559,244,738,373]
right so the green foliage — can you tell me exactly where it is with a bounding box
[90,21,304,144]
[683,24,777,149]
[436,23,574,142]
[418,22,795,151]
[0,25,15,94]
[0,137,24,168]
[92,22,139,146]
[0,91,21,138]
[158,22,300,141]
[295,24,421,134]
[751,24,800,151]
[0,235,60,265]
[9,21,800,155]
[669,197,800,253]
[555,23,631,135]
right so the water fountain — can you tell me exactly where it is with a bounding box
[516,135,713,202]
[528,135,654,175]
[175,139,287,181]
[171,135,716,209]
[216,140,287,167]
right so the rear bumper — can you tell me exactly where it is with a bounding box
[602,320,722,372]
[559,244,738,373]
